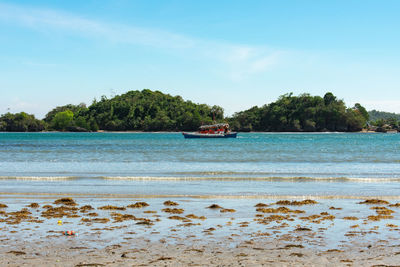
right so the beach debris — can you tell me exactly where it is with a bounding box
[54,198,77,206]
[27,203,39,208]
[58,220,62,225]
[207,204,222,209]
[127,202,149,208]
[64,230,76,236]
[275,199,317,206]
[98,205,126,211]
[162,208,184,214]
[0,203,8,208]
[220,208,236,213]
[358,199,389,205]
[163,200,178,206]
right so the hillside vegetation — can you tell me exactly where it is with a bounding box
[0,89,389,132]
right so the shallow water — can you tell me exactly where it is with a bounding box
[1,132,400,196]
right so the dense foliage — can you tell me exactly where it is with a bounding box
[43,89,222,131]
[0,90,382,132]
[227,93,369,132]
[368,110,400,122]
[0,112,45,132]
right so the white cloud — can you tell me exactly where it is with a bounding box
[0,2,282,80]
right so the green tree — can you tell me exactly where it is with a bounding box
[51,110,74,130]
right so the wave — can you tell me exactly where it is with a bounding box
[100,176,400,183]
[1,191,400,200]
[2,175,400,183]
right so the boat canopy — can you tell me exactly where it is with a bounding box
[199,123,229,130]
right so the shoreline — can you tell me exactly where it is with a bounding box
[2,195,400,266]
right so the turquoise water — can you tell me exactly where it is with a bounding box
[1,132,400,196]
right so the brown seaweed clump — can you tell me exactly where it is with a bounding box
[162,208,184,214]
[111,213,136,222]
[358,199,389,205]
[329,206,342,210]
[207,204,222,209]
[294,227,311,231]
[168,216,190,222]
[0,203,8,208]
[254,203,269,207]
[27,203,39,208]
[98,205,126,211]
[127,202,149,208]
[79,205,94,213]
[163,200,179,206]
[186,214,206,220]
[256,207,304,214]
[276,199,317,206]
[5,208,43,224]
[389,203,400,207]
[220,208,236,213]
[370,206,395,215]
[343,216,358,220]
[41,205,78,219]
[53,198,77,206]
[367,215,394,221]
[284,244,304,249]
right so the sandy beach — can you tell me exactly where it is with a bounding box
[1,195,400,266]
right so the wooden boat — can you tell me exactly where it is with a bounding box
[182,123,237,138]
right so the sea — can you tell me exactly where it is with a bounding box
[1,132,400,198]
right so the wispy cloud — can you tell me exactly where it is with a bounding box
[0,2,283,80]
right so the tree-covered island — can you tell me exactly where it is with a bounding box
[0,89,398,132]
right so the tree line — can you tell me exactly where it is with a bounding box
[0,89,392,132]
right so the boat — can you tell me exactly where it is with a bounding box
[182,123,237,138]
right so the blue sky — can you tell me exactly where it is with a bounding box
[1,0,400,118]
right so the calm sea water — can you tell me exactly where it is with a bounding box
[1,132,400,197]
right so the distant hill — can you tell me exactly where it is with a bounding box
[368,110,400,122]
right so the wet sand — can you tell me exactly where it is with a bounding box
[1,195,400,266]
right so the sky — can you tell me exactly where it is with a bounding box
[1,0,400,118]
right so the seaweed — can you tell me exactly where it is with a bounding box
[207,204,222,209]
[162,208,184,214]
[98,205,126,211]
[358,199,389,205]
[276,199,317,206]
[220,208,236,213]
[163,200,178,206]
[54,198,77,206]
[127,202,149,208]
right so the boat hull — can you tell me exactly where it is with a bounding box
[182,132,237,138]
